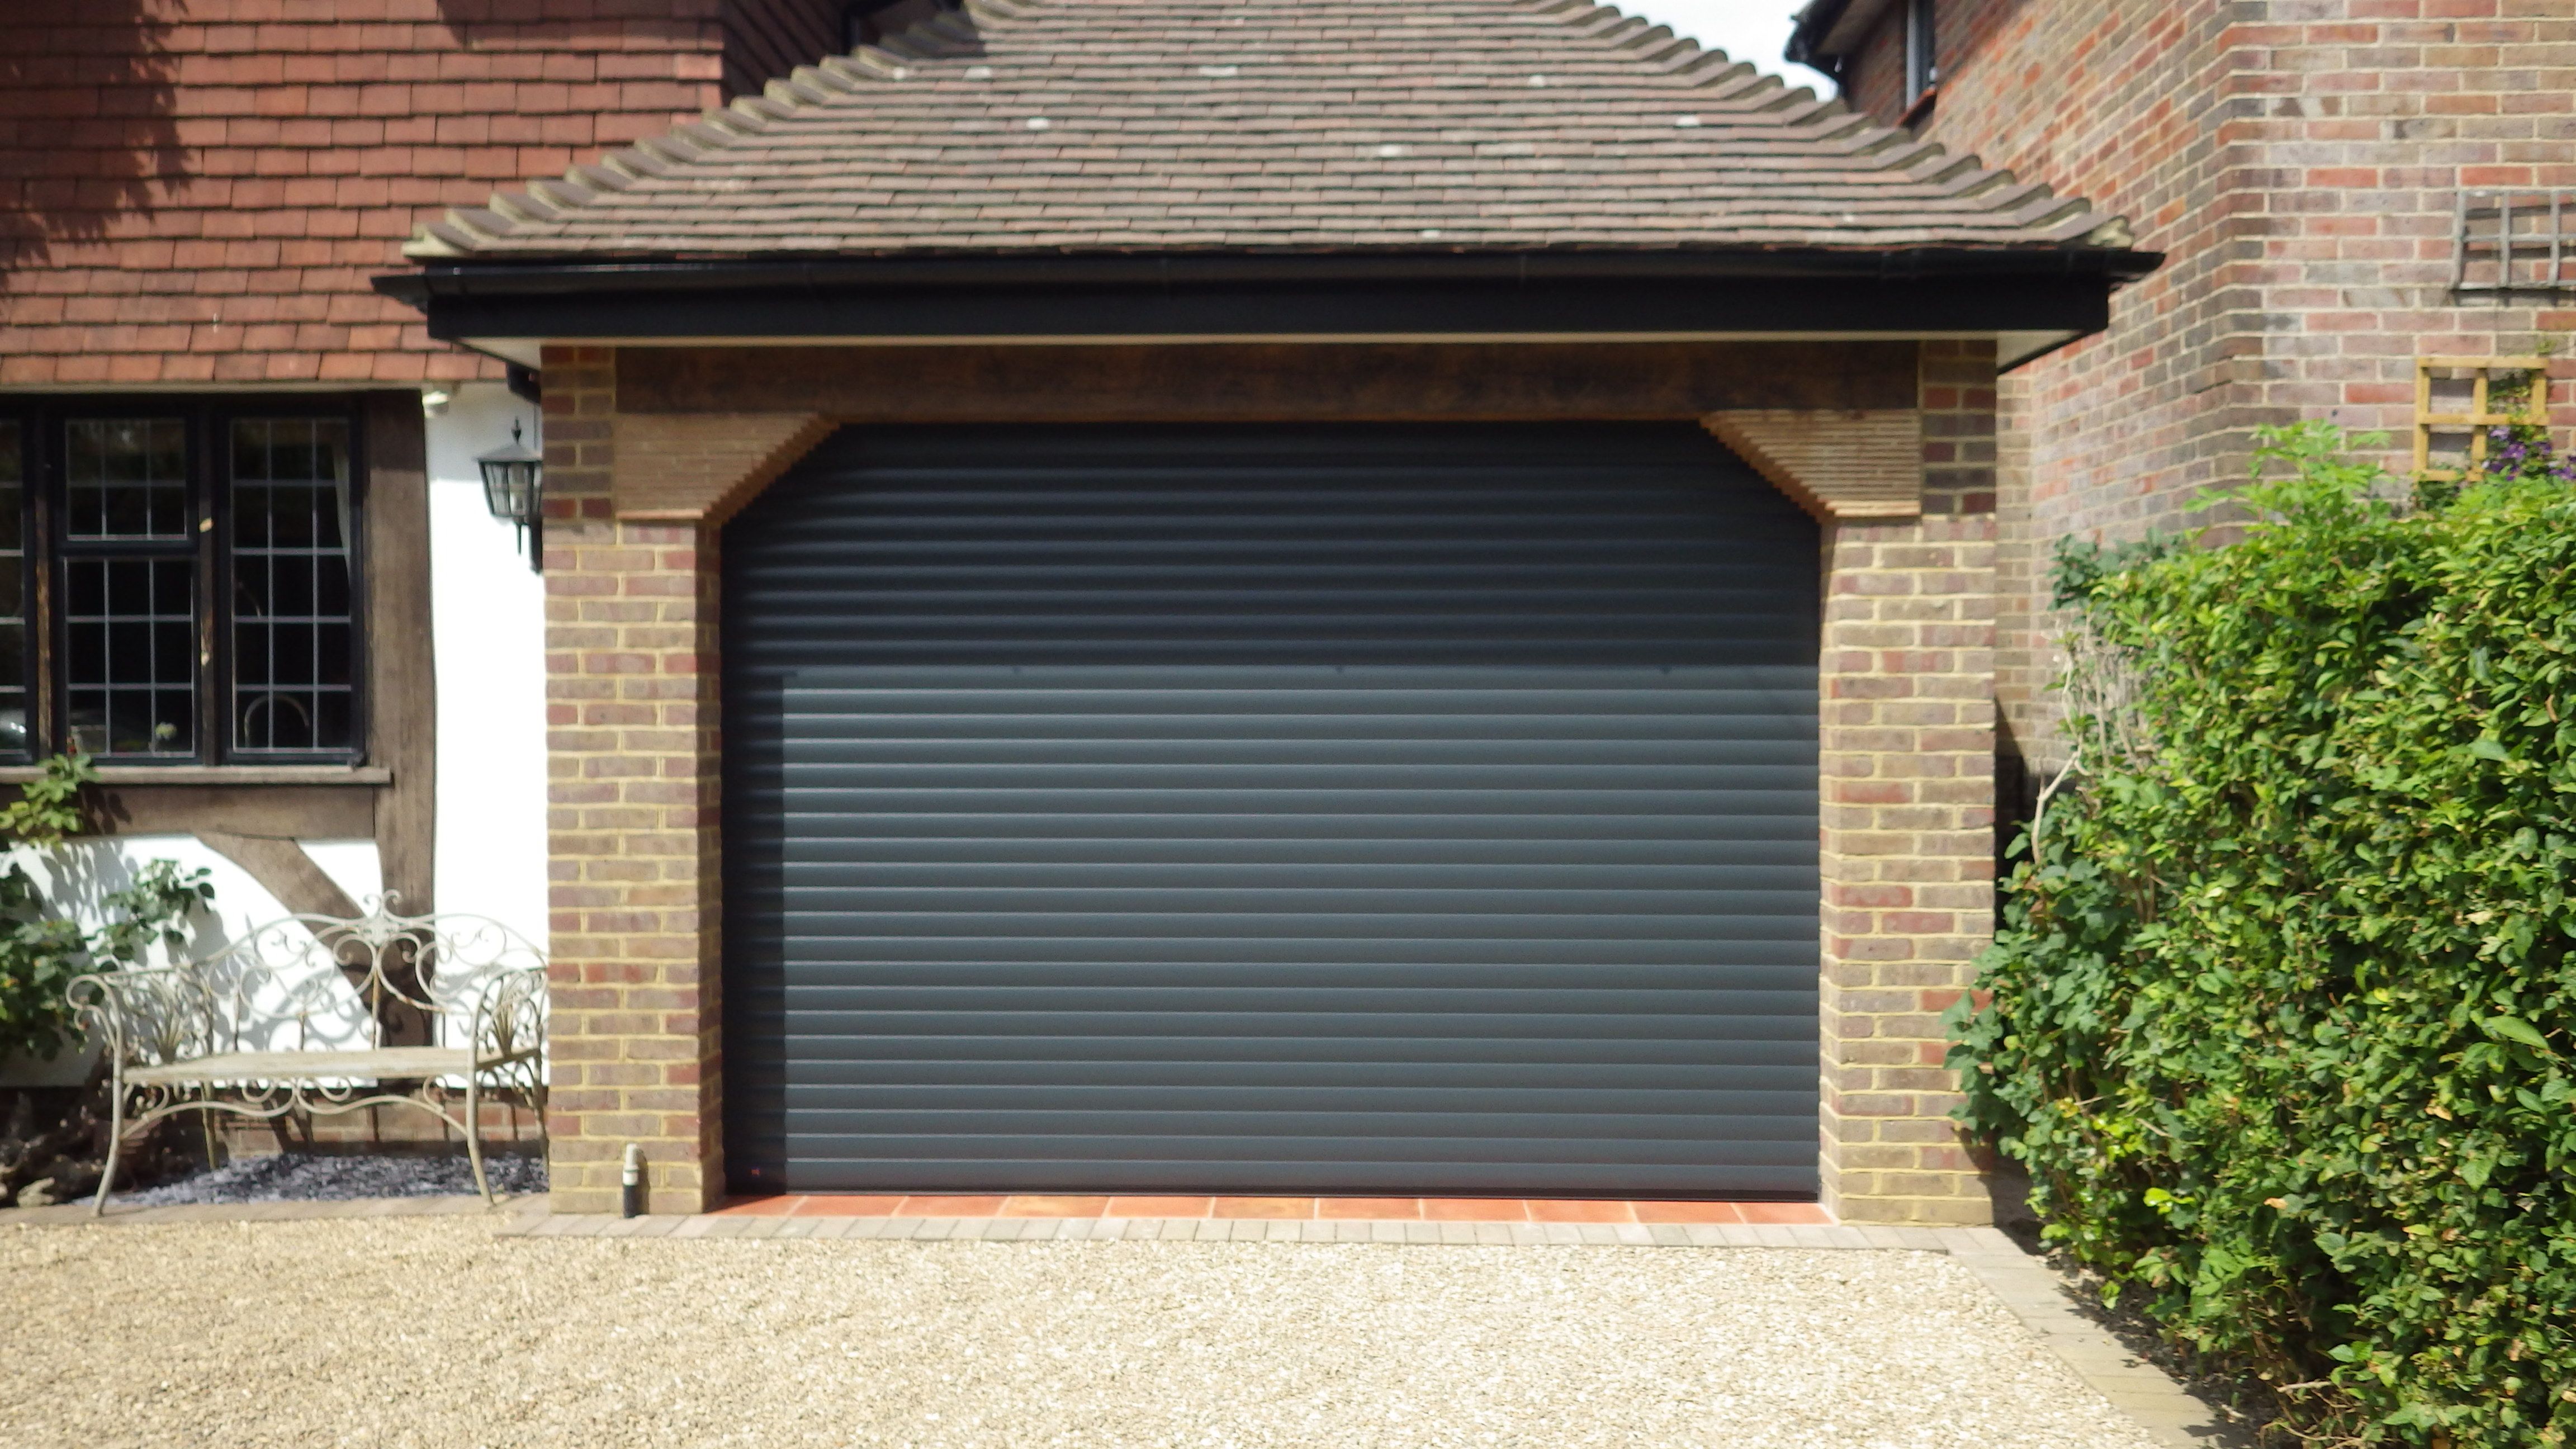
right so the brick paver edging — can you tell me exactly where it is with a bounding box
[2,1195,2247,1448]
[712,1194,1835,1224]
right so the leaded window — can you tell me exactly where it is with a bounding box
[229,419,357,755]
[63,419,197,756]
[0,401,366,765]
[0,424,26,757]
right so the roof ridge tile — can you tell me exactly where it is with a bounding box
[1656,46,1731,78]
[527,178,596,210]
[829,50,908,82]
[775,69,850,104]
[873,31,939,60]
[1948,165,2013,200]
[1637,34,1702,67]
[2081,216,2135,248]
[631,134,705,167]
[1904,148,1979,185]
[1609,21,1675,51]
[487,191,560,226]
[1676,57,1756,90]
[448,208,516,240]
[1549,4,1636,42]
[1696,68,1777,104]
[400,223,474,261]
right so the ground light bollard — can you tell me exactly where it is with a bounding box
[621,1144,644,1218]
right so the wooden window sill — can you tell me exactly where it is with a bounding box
[0,765,390,787]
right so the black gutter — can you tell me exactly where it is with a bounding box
[375,245,2160,307]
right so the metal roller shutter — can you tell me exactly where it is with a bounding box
[722,423,1820,1197]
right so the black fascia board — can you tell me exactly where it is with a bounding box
[406,273,2118,342]
[373,248,2158,343]
[375,246,2164,299]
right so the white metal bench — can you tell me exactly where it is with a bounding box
[67,898,548,1214]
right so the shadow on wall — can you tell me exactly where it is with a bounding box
[6,842,234,970]
[0,0,186,281]
[432,0,851,102]
[428,0,707,48]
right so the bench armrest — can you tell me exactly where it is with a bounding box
[67,963,221,1075]
[466,965,548,1068]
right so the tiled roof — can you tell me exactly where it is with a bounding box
[0,1,845,389]
[406,0,2130,261]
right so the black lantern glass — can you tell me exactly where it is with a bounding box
[477,419,544,570]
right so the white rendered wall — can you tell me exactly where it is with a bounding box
[425,385,551,952]
[0,835,373,1076]
[8,839,391,946]
[297,837,384,907]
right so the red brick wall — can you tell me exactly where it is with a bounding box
[1827,0,2576,768]
[0,0,841,387]
[1813,340,2004,1224]
[722,0,843,98]
[1898,0,2247,765]
[1919,339,1997,515]
[1839,8,1908,122]
[539,343,730,1214]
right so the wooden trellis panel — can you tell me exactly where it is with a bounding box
[2415,356,2550,481]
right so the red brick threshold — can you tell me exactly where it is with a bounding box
[714,1194,1834,1225]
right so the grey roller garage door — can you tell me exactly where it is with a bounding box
[722,423,1820,1198]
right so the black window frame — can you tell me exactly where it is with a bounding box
[0,395,370,768]
[1903,0,1939,110]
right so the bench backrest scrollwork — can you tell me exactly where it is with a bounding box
[67,896,548,1070]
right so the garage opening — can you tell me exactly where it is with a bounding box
[722,423,1820,1197]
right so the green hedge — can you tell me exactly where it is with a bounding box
[1950,423,2576,1445]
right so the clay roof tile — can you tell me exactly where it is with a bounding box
[404,0,2129,261]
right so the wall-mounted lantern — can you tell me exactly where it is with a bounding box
[477,419,544,572]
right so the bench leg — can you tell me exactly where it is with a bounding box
[91,1079,125,1217]
[462,1076,494,1205]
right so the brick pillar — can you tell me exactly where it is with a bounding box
[531,342,1997,1220]
[541,345,727,1214]
[1813,341,2001,1225]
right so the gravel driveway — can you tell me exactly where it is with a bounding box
[3,1218,2159,1449]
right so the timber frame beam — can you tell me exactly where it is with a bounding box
[604,342,1927,522]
